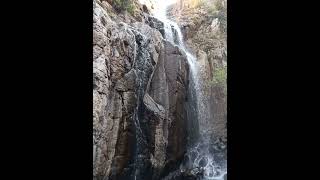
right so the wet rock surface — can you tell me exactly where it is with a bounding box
[93,0,227,180]
[164,1,227,179]
[93,0,190,179]
[168,0,227,154]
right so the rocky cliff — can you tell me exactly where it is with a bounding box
[93,0,190,179]
[169,0,227,150]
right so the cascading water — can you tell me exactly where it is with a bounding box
[149,1,227,179]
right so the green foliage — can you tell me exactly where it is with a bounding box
[206,0,226,15]
[212,66,226,85]
[211,66,227,94]
[207,4,217,14]
[214,0,224,11]
[195,0,206,8]
[113,0,135,15]
[126,3,135,15]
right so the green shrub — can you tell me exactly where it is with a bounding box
[207,4,217,14]
[211,66,227,94]
[206,0,226,15]
[212,66,226,85]
[113,0,135,14]
[195,0,206,8]
[214,0,224,11]
[126,3,135,15]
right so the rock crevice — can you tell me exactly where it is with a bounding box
[93,0,190,179]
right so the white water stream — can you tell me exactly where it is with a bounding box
[141,0,227,179]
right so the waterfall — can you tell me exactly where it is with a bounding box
[150,1,227,180]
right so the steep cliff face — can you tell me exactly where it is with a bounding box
[169,0,227,148]
[93,0,190,179]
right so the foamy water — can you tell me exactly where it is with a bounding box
[140,0,227,179]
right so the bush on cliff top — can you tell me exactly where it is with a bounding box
[113,0,135,15]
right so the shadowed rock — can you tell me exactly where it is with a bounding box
[93,0,190,179]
